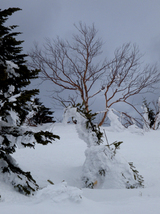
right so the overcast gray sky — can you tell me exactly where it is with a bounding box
[1,0,160,120]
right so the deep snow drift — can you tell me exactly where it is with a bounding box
[1,123,160,214]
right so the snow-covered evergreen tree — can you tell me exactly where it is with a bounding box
[153,97,160,130]
[142,98,160,130]
[142,99,155,130]
[0,8,59,195]
[63,105,144,189]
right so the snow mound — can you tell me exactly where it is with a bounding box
[127,124,144,134]
[107,109,125,132]
[36,182,82,203]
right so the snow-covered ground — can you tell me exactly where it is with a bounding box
[1,123,160,214]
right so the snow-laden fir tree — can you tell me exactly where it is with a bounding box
[0,7,60,195]
[153,97,160,129]
[25,98,56,126]
[63,105,144,189]
[142,98,160,130]
[142,99,155,129]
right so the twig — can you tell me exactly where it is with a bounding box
[103,129,109,145]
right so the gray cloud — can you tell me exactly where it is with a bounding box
[1,0,160,119]
[2,0,160,60]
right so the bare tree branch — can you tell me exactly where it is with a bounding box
[29,23,160,126]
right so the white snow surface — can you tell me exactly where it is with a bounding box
[1,123,160,214]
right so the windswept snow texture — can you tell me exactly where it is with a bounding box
[1,123,160,214]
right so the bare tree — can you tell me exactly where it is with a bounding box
[29,22,160,126]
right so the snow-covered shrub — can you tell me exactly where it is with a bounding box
[63,106,144,189]
[82,142,144,189]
